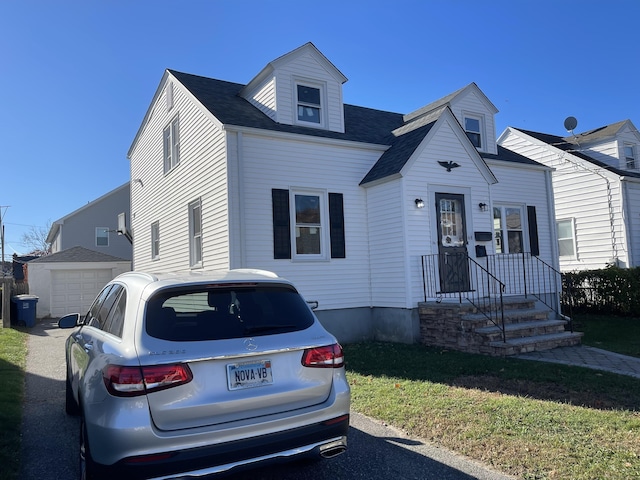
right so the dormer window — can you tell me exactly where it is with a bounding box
[624,143,636,169]
[464,115,483,149]
[296,84,322,125]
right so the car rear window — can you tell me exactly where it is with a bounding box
[145,284,315,341]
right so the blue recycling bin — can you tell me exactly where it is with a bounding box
[11,295,39,327]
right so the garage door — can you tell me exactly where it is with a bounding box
[51,269,113,317]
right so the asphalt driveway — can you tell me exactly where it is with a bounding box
[20,319,514,480]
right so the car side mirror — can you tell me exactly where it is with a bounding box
[58,313,81,329]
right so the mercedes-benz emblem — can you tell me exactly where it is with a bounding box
[244,338,258,351]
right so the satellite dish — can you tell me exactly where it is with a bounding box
[564,116,578,132]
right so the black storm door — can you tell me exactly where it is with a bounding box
[435,193,470,293]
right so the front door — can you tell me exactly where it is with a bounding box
[435,193,470,293]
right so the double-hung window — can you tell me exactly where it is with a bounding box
[163,116,180,174]
[189,199,202,267]
[296,84,322,125]
[624,143,636,169]
[493,205,524,254]
[151,221,160,260]
[294,192,323,256]
[96,227,109,247]
[557,219,576,257]
[271,188,345,261]
[464,115,483,149]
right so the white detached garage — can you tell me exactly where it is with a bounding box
[28,246,131,318]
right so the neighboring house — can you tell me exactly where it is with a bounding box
[47,182,133,261]
[499,120,640,272]
[127,43,560,344]
[28,246,130,318]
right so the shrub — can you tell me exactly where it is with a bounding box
[563,266,640,315]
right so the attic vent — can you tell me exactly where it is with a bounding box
[166,82,174,111]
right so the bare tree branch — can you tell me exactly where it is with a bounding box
[20,220,52,256]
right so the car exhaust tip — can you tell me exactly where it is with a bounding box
[319,437,347,459]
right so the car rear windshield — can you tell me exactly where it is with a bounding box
[145,284,316,341]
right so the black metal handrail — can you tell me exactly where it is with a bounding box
[483,253,571,331]
[421,253,506,342]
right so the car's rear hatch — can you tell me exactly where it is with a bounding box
[136,283,340,431]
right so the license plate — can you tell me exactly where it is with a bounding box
[227,360,273,391]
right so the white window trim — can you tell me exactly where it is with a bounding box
[624,143,636,170]
[293,79,326,128]
[96,227,109,247]
[290,188,330,261]
[463,112,485,151]
[163,115,180,174]
[557,218,577,259]
[188,198,202,268]
[151,221,160,260]
[493,204,527,254]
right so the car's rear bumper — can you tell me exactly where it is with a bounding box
[91,415,349,480]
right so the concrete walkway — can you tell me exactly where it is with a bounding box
[515,345,640,379]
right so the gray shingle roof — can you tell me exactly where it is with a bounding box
[169,70,544,184]
[516,127,640,179]
[30,246,130,263]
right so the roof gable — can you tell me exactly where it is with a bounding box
[404,82,498,124]
[361,107,498,186]
[503,126,640,180]
[46,182,130,243]
[241,42,347,96]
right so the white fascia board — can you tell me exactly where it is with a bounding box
[484,158,554,173]
[128,70,172,159]
[222,124,389,152]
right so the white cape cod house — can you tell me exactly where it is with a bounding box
[128,43,573,350]
[499,121,640,272]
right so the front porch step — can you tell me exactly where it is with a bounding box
[462,304,553,328]
[488,332,584,356]
[475,319,568,343]
[419,297,582,356]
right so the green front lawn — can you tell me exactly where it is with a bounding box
[0,327,27,480]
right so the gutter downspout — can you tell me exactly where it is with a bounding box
[620,177,633,267]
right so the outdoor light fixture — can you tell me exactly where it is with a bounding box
[415,198,425,209]
[478,202,488,212]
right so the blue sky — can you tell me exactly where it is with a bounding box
[2,0,639,259]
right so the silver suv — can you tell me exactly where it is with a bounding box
[59,269,350,479]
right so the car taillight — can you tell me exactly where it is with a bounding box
[301,344,344,368]
[103,364,193,397]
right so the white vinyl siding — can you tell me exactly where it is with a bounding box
[130,76,230,273]
[245,77,277,121]
[236,132,379,311]
[449,91,498,155]
[367,180,408,308]
[275,54,344,133]
[499,129,626,271]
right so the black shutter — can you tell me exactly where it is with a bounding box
[527,205,540,256]
[329,193,346,259]
[272,189,291,259]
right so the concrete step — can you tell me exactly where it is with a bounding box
[475,319,568,342]
[488,331,584,356]
[463,305,552,327]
